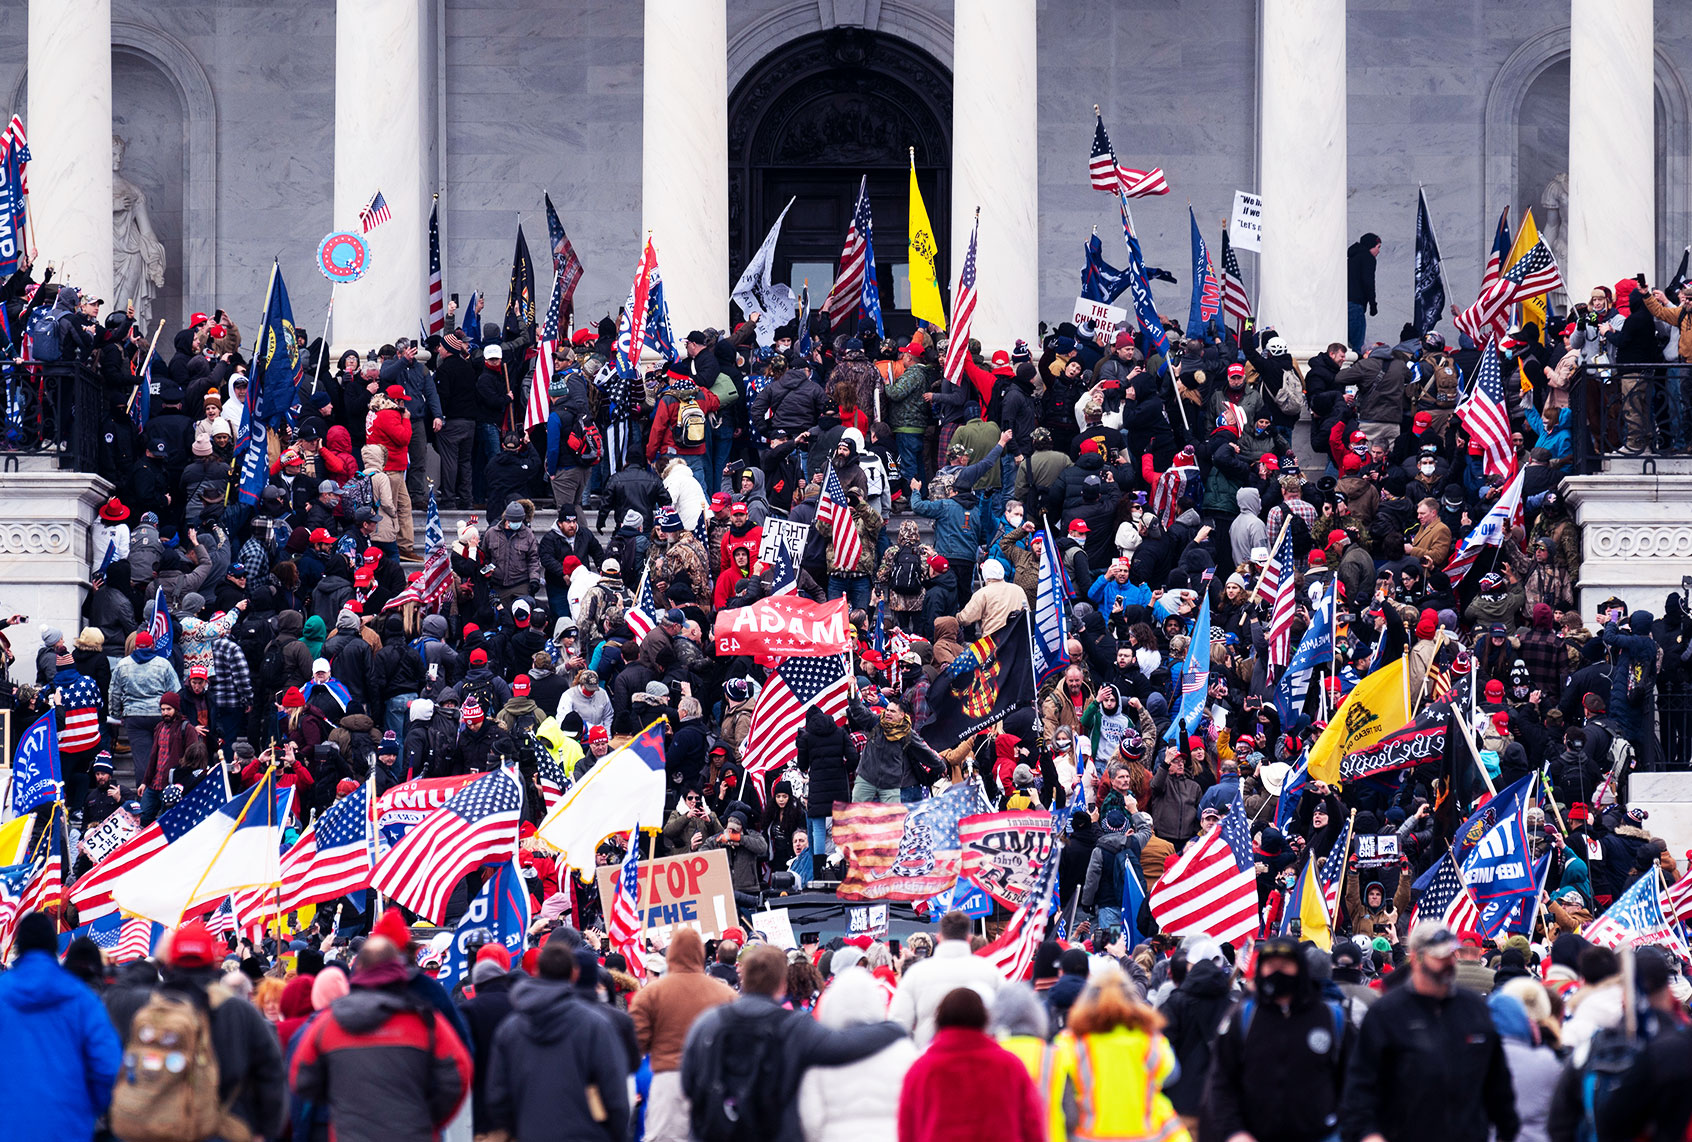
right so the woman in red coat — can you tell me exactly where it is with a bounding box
[897,988,1046,1142]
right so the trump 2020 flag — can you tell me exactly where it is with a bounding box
[731,196,799,345]
[11,710,61,814]
[1187,206,1223,341]
[1163,575,1213,743]
[1458,772,1540,938]
[1413,188,1447,336]
[1032,522,1070,685]
[112,774,284,925]
[1080,233,1131,305]
[435,859,531,996]
[537,719,667,871]
[1275,589,1334,725]
[253,262,303,427]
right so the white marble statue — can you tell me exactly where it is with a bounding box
[1540,172,1569,310]
[112,134,165,326]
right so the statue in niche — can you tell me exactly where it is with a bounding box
[1540,172,1569,309]
[112,134,165,326]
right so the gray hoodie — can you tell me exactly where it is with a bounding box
[1230,487,1267,566]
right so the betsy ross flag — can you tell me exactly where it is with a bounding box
[1262,525,1299,670]
[426,197,445,335]
[1147,794,1259,945]
[740,655,850,794]
[70,769,231,921]
[608,825,646,979]
[1219,227,1252,328]
[824,175,885,338]
[1455,238,1561,345]
[1456,339,1516,480]
[526,268,563,432]
[978,826,1064,981]
[230,780,374,925]
[817,463,863,573]
[1445,466,1525,586]
[1088,110,1168,198]
[372,767,522,923]
[1412,852,1481,938]
[359,190,391,233]
[1481,205,1513,292]
[625,565,659,642]
[941,211,980,386]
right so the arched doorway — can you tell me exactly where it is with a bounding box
[728,28,952,340]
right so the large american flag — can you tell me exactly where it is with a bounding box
[544,191,585,307]
[1445,466,1525,586]
[1220,227,1252,326]
[625,565,659,642]
[55,673,104,753]
[231,781,373,926]
[1456,339,1515,481]
[817,463,863,571]
[608,826,646,978]
[1411,853,1481,938]
[1667,869,1692,923]
[740,655,850,793]
[1263,525,1299,670]
[1455,238,1561,344]
[1147,794,1259,946]
[359,189,392,233]
[1152,447,1198,529]
[526,270,563,431]
[941,213,980,386]
[371,767,522,923]
[426,197,445,335]
[824,176,883,337]
[70,770,230,920]
[1088,111,1169,198]
[978,822,1063,981]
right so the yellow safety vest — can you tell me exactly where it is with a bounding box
[1000,1034,1065,1142]
[1046,1027,1192,1142]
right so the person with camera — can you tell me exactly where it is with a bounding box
[702,805,769,915]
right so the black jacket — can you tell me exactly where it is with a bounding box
[484,977,631,1142]
[795,705,857,818]
[457,970,518,1133]
[1162,960,1236,1115]
[1205,986,1353,1142]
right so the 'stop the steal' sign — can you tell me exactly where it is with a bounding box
[1230,191,1263,252]
[596,848,740,943]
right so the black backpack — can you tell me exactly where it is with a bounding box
[890,545,924,595]
[25,307,61,362]
[690,1007,782,1142]
[260,640,289,705]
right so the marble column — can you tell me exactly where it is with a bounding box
[1258,0,1348,355]
[1568,0,1655,296]
[333,0,428,354]
[28,0,113,307]
[643,0,728,334]
[952,0,1039,351]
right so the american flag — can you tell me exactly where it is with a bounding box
[1317,813,1353,916]
[941,213,980,386]
[1482,205,1512,292]
[1147,794,1259,946]
[1456,339,1516,481]
[838,781,990,899]
[544,192,585,307]
[359,189,392,233]
[1152,447,1199,529]
[625,565,659,641]
[231,781,373,926]
[536,744,568,812]
[20,817,64,916]
[208,898,237,938]
[1445,467,1525,586]
[1087,111,1168,198]
[1262,525,1299,670]
[148,584,174,658]
[426,197,445,335]
[1667,870,1692,923]
[115,915,161,963]
[614,238,657,378]
[1411,853,1481,938]
[818,463,863,572]
[764,537,798,596]
[526,270,563,431]
[1455,238,1561,344]
[3,115,28,192]
[977,825,1063,981]
[0,860,31,955]
[608,825,646,979]
[1220,227,1252,328]
[54,672,104,753]
[740,655,850,792]
[70,770,230,920]
[371,767,522,923]
[824,175,884,337]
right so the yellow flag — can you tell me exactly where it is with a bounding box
[908,153,947,330]
[1307,657,1410,784]
[0,813,33,866]
[1506,208,1547,334]
[1294,855,1332,949]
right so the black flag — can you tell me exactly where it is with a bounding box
[920,610,1036,751]
[1670,246,1691,296]
[504,224,535,339]
[1413,187,1447,336]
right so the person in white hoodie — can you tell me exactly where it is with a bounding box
[887,910,1004,1045]
[798,967,917,1142]
[662,457,707,534]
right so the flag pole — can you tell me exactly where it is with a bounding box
[1247,515,1294,606]
[124,318,168,420]
[1325,809,1357,927]
[178,765,277,927]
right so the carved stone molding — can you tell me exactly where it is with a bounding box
[0,522,71,555]
[1586,524,1692,559]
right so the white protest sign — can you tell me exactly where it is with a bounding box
[1230,191,1263,251]
[751,907,798,950]
[758,516,811,565]
[79,807,140,864]
[1072,297,1129,338]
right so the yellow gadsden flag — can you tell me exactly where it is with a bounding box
[1307,657,1411,784]
[1507,208,1548,335]
[908,152,947,330]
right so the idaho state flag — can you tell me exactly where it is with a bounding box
[921,611,1035,750]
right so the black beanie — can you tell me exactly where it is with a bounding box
[14,912,57,956]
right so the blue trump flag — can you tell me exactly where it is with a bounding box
[437,859,532,996]
[1187,207,1224,341]
[253,262,304,426]
[1459,773,1540,938]
[0,137,21,277]
[1080,233,1131,305]
[1164,573,1213,742]
[1275,589,1334,725]
[1119,192,1172,375]
[11,710,61,813]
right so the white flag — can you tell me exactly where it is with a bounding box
[731,196,799,344]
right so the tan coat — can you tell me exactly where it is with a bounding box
[628,927,736,1073]
[958,580,1027,638]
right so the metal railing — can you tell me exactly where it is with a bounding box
[1568,361,1692,472]
[0,360,106,472]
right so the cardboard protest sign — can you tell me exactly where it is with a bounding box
[596,848,739,943]
[757,517,810,565]
[1073,297,1128,337]
[79,807,140,864]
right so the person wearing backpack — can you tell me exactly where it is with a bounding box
[876,519,938,633]
[647,362,721,492]
[546,396,603,512]
[682,943,906,1142]
[106,918,287,1142]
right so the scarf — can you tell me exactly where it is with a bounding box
[880,711,911,742]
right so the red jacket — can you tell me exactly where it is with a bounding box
[646,382,720,461]
[369,408,412,473]
[898,1027,1046,1142]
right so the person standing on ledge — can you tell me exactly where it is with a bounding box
[1348,231,1381,355]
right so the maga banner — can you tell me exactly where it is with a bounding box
[713,594,850,658]
[958,811,1057,908]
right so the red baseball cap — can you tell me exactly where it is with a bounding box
[587,725,610,745]
[1068,519,1090,534]
[469,648,488,667]
[990,350,1013,373]
[309,527,333,544]
[1328,529,1348,547]
[1079,438,1101,454]
[1413,410,1434,431]
[168,920,220,968]
[512,674,531,696]
[188,665,208,681]
[1259,454,1280,469]
[385,384,407,401]
[476,943,512,972]
[710,492,731,511]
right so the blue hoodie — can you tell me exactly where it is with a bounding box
[0,950,122,1138]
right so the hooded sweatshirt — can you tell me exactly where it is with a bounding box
[627,927,736,1073]
[1231,487,1268,566]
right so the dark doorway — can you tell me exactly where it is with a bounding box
[728,28,952,341]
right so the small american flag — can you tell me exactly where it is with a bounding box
[740,655,850,792]
[20,819,64,916]
[1667,869,1692,923]
[977,827,1063,981]
[817,463,863,572]
[1455,238,1561,344]
[824,175,882,336]
[1088,111,1168,199]
[359,190,392,233]
[1317,813,1353,916]
[1263,526,1299,670]
[371,768,522,924]
[536,744,568,813]
[608,826,646,978]
[55,673,104,753]
[625,565,659,642]
[1147,794,1260,946]
[426,198,445,335]
[1411,853,1481,938]
[526,270,564,431]
[1456,339,1516,481]
[115,915,160,963]
[1219,227,1252,327]
[231,781,373,925]
[942,213,980,386]
[1481,205,1512,292]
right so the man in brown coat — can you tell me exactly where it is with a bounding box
[629,927,736,1142]
[1405,497,1452,568]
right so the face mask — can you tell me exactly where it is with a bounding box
[1005,513,1024,529]
[1420,461,1435,475]
[1257,970,1298,1001]
[1253,427,1268,438]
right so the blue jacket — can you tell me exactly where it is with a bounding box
[0,950,121,1138]
[1088,574,1152,614]
[1198,773,1241,817]
[910,487,978,560]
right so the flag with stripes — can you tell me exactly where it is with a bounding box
[764,536,798,596]
[1667,868,1692,924]
[977,827,1064,981]
[425,483,445,558]
[148,584,174,658]
[838,781,990,901]
[941,213,980,386]
[1263,525,1299,670]
[1152,448,1199,530]
[115,915,163,963]
[20,816,65,915]
[625,565,659,642]
[55,673,104,753]
[544,192,584,307]
[1445,466,1525,587]
[1088,111,1169,198]
[526,269,563,431]
[1032,522,1070,685]
[231,781,373,925]
[614,238,657,378]
[1317,813,1353,916]
[371,767,522,923]
[1583,870,1691,961]
[536,743,568,813]
[70,770,231,920]
[1147,793,1259,946]
[1219,226,1252,326]
[1274,753,1310,833]
[1455,238,1561,345]
[1411,853,1481,938]
[823,175,884,338]
[426,197,445,335]
[1481,205,1512,293]
[608,825,646,978]
[3,115,28,193]
[817,463,863,573]
[0,860,31,955]
[741,655,850,792]
[359,189,392,233]
[208,897,237,938]
[1455,339,1515,480]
